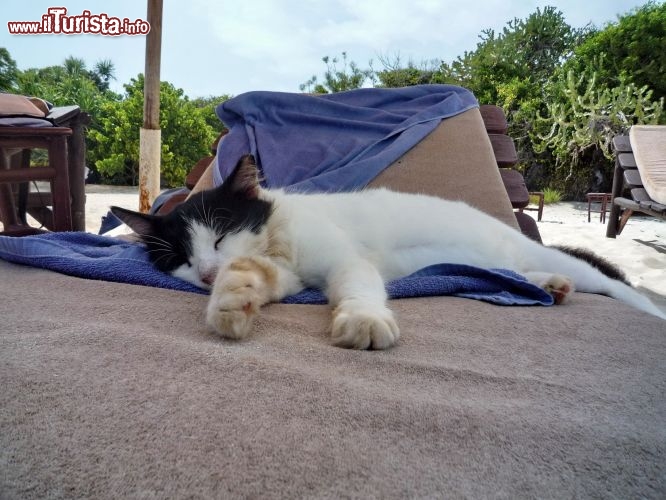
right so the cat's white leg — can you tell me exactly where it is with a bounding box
[206,256,302,339]
[326,259,399,350]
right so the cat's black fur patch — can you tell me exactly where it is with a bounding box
[553,245,630,286]
[111,155,272,273]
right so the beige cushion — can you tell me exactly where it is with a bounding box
[369,107,518,229]
[0,93,46,118]
[629,125,666,205]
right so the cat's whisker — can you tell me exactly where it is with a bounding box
[139,235,174,251]
[192,198,209,228]
[211,207,232,222]
[150,253,174,267]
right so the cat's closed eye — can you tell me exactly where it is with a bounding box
[214,237,223,250]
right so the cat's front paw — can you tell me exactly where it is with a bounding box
[331,302,400,350]
[207,307,255,340]
[206,263,266,340]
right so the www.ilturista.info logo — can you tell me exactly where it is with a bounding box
[7,7,150,36]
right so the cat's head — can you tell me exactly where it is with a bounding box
[111,155,272,290]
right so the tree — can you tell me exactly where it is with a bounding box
[562,1,666,102]
[91,59,116,92]
[0,48,18,91]
[375,55,446,88]
[88,75,216,187]
[14,56,118,118]
[440,6,588,107]
[191,95,231,132]
[300,52,375,93]
[523,2,666,197]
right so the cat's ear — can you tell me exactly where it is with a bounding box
[110,206,160,238]
[225,154,261,199]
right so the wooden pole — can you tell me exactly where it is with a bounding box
[139,0,163,213]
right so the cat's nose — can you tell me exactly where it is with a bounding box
[199,266,218,287]
[201,273,215,286]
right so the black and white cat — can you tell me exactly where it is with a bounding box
[112,155,666,349]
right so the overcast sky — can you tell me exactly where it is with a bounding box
[1,0,652,99]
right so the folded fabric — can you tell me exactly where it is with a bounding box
[284,263,553,306]
[214,85,478,192]
[0,232,203,294]
[0,232,553,307]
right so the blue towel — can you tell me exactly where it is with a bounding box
[214,85,478,192]
[0,232,203,294]
[0,233,553,307]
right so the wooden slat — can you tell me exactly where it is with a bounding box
[612,135,632,153]
[623,169,643,187]
[46,105,81,125]
[613,196,638,208]
[489,134,518,167]
[0,166,56,182]
[0,126,72,137]
[631,187,652,203]
[639,199,666,214]
[480,105,508,135]
[499,168,529,208]
[650,201,666,213]
[617,153,637,169]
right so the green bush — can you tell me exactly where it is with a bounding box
[542,188,562,204]
[88,75,218,187]
[562,2,666,102]
[531,70,663,198]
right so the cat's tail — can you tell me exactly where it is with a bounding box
[533,244,666,321]
[551,245,630,285]
[600,280,666,320]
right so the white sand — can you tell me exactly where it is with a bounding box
[84,184,142,234]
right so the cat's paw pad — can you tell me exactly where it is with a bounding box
[541,274,575,305]
[206,270,263,340]
[331,305,400,350]
[207,306,255,340]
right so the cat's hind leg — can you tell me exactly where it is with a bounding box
[522,244,666,320]
[523,272,575,305]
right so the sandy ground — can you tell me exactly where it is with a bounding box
[81,185,666,311]
[84,184,142,234]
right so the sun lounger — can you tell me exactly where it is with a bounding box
[607,126,666,237]
[3,100,665,498]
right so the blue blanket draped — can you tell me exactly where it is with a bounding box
[214,85,478,192]
[0,232,553,307]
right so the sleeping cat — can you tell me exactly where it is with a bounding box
[111,155,666,349]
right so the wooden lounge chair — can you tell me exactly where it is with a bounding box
[0,93,89,236]
[606,126,666,238]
